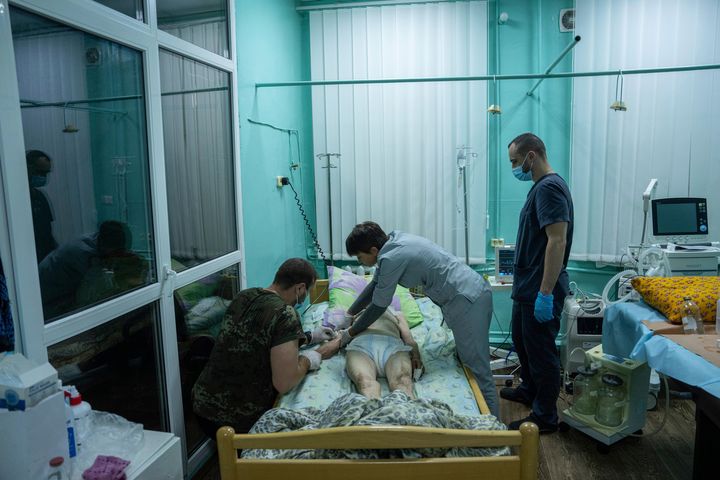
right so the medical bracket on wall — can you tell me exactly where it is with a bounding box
[317,153,341,265]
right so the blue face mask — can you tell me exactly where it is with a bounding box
[295,289,306,310]
[30,175,48,188]
[512,153,533,182]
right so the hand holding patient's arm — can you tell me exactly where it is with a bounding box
[315,336,341,359]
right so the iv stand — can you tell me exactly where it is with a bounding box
[317,153,341,265]
[457,147,476,265]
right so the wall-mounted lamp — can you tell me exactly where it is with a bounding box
[487,76,502,115]
[62,103,79,133]
[610,71,627,112]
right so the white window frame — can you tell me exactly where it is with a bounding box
[0,0,245,472]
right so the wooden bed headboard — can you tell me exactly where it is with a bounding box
[310,278,330,304]
[217,423,539,480]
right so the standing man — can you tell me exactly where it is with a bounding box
[340,222,499,418]
[502,133,574,433]
[192,258,340,437]
[26,150,58,263]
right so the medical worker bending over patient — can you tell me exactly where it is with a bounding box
[192,258,341,438]
[344,307,422,399]
[339,222,499,418]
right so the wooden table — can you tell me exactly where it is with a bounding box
[647,327,720,480]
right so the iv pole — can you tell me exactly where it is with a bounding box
[457,147,475,265]
[317,153,341,265]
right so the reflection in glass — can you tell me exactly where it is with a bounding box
[93,0,145,22]
[157,0,229,57]
[160,50,237,266]
[48,303,166,432]
[11,7,156,323]
[174,264,239,453]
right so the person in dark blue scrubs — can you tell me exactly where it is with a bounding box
[501,133,574,433]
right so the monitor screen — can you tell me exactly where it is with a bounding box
[652,198,708,236]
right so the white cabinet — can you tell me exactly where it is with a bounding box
[126,431,183,480]
[71,430,182,480]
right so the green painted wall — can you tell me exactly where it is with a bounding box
[484,0,623,342]
[236,0,318,288]
[237,1,620,338]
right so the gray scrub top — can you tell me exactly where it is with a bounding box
[371,231,490,318]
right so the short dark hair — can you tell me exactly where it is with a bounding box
[346,221,388,255]
[508,133,546,159]
[26,150,51,169]
[273,258,317,289]
[97,220,130,255]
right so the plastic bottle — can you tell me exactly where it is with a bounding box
[63,394,77,462]
[47,456,67,480]
[66,386,92,453]
[681,297,704,334]
[715,297,720,335]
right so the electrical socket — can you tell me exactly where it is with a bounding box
[490,238,505,247]
[276,176,285,188]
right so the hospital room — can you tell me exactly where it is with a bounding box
[0,0,718,479]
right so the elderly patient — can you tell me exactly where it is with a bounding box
[344,308,423,399]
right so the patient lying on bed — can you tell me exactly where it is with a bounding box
[344,308,423,399]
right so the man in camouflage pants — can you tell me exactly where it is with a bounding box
[192,258,341,437]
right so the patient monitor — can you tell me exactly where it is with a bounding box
[651,197,720,276]
[494,245,515,284]
[651,197,709,244]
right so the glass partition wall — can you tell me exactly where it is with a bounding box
[0,0,242,475]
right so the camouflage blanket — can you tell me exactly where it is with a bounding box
[241,390,510,459]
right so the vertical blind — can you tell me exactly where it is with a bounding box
[309,1,488,262]
[571,0,720,262]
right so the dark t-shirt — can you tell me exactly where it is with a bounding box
[30,188,57,263]
[192,288,305,432]
[511,173,574,304]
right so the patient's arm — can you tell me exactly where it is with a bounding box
[396,313,423,372]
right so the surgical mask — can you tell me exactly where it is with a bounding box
[512,153,533,182]
[295,289,306,310]
[30,175,48,188]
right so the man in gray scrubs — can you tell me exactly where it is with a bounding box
[339,221,499,418]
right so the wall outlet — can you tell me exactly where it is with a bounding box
[491,238,505,247]
[276,176,284,188]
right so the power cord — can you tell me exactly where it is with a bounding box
[284,178,327,263]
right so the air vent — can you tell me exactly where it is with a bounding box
[559,8,575,32]
[86,47,102,66]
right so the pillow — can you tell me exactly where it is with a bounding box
[326,266,423,328]
[631,276,720,324]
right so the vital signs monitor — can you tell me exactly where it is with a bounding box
[651,197,708,243]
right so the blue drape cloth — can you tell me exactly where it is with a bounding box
[603,301,720,399]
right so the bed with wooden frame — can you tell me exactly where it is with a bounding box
[216,279,539,480]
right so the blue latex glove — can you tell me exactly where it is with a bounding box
[534,292,554,323]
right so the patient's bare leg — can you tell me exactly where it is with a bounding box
[346,350,381,399]
[385,352,414,399]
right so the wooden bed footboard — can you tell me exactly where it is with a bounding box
[217,423,539,480]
